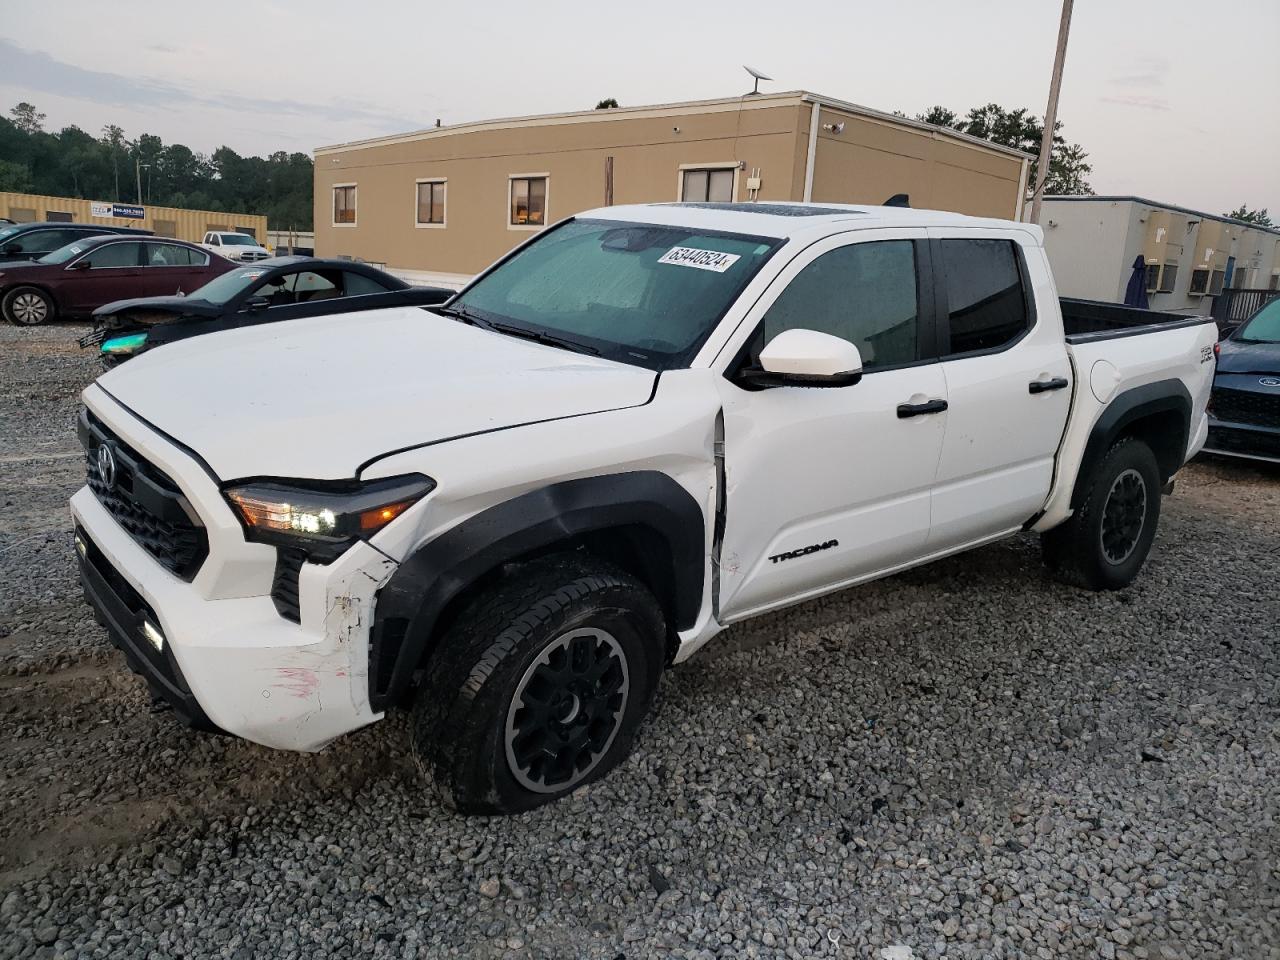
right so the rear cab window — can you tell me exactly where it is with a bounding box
[937,238,1033,356]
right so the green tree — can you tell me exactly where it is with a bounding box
[1225,205,1272,227]
[100,123,127,201]
[915,102,1093,196]
[9,102,45,135]
[0,159,33,192]
[595,98,619,109]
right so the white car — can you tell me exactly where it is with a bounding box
[72,203,1217,814]
[200,231,271,262]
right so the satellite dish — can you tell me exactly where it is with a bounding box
[743,65,773,95]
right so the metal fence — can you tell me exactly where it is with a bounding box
[1211,287,1279,327]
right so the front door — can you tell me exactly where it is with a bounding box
[60,240,144,313]
[925,231,1073,549]
[715,231,949,621]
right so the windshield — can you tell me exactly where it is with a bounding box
[219,234,257,246]
[449,218,781,368]
[38,241,92,265]
[187,267,273,304]
[1234,298,1280,343]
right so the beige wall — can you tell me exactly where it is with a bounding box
[315,103,808,278]
[314,95,1027,280]
[809,107,1024,218]
[0,191,268,245]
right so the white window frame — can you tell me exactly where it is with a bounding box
[677,162,741,203]
[332,183,357,228]
[507,173,550,232]
[414,178,447,229]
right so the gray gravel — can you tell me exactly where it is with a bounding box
[1,324,1278,959]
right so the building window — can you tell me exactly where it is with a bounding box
[1158,262,1178,293]
[416,179,446,226]
[1189,269,1209,295]
[9,208,36,223]
[1144,263,1160,292]
[46,211,74,223]
[333,184,357,225]
[509,176,547,227]
[235,224,258,239]
[1270,273,1279,291]
[680,167,735,203]
[1209,269,1226,296]
[207,223,230,233]
[153,219,178,238]
[1229,266,1250,289]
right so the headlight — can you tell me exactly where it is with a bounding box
[224,473,434,562]
[101,332,148,355]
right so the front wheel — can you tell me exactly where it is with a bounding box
[411,555,665,814]
[1041,436,1162,590]
[2,286,56,326]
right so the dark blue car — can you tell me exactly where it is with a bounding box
[1205,297,1280,463]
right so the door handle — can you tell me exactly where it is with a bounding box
[897,398,948,418]
[1028,377,1070,394]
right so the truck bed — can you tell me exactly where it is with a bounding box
[1060,298,1216,344]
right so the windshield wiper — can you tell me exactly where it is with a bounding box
[482,320,601,356]
[438,304,600,356]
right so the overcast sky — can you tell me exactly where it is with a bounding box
[2,0,1277,216]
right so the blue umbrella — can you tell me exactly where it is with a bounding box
[1123,254,1149,309]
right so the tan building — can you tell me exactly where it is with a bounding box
[314,91,1031,287]
[0,191,268,245]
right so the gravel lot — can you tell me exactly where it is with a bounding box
[1,323,1277,960]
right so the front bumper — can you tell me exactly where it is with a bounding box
[1203,417,1280,464]
[70,390,400,751]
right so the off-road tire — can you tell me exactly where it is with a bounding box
[1041,436,1162,590]
[411,554,665,815]
[2,286,56,326]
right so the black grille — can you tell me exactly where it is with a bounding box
[79,411,208,580]
[271,549,306,622]
[1211,386,1280,429]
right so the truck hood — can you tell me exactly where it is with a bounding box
[96,306,656,480]
[1217,338,1279,375]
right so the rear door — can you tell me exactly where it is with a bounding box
[715,229,950,620]
[925,230,1072,549]
[140,242,205,297]
[60,240,145,313]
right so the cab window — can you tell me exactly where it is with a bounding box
[937,239,1031,355]
[81,242,142,268]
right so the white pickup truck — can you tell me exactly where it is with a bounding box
[72,203,1217,814]
[200,231,271,262]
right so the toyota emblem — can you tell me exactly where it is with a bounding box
[1260,377,1280,388]
[96,443,117,490]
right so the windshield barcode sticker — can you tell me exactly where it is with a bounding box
[657,246,741,273]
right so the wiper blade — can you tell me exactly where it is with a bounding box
[435,303,494,329]
[484,320,600,356]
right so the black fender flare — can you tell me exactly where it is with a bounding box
[368,471,706,710]
[1070,378,1191,508]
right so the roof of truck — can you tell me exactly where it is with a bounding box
[578,202,1044,243]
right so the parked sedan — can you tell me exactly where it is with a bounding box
[85,258,454,364]
[0,221,152,264]
[1204,296,1280,463]
[0,236,233,325]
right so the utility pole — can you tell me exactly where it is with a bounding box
[135,157,143,206]
[1029,0,1074,224]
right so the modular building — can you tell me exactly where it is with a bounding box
[1039,196,1280,315]
[314,91,1031,287]
[0,191,268,246]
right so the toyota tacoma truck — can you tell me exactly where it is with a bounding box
[72,202,1217,814]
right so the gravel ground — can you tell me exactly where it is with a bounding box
[0,323,1277,960]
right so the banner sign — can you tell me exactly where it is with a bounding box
[91,202,145,220]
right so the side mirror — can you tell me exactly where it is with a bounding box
[243,296,271,312]
[741,329,864,388]
[3,244,21,256]
[68,259,91,271]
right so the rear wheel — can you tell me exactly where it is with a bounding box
[2,286,55,326]
[411,554,665,814]
[1042,436,1162,590]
